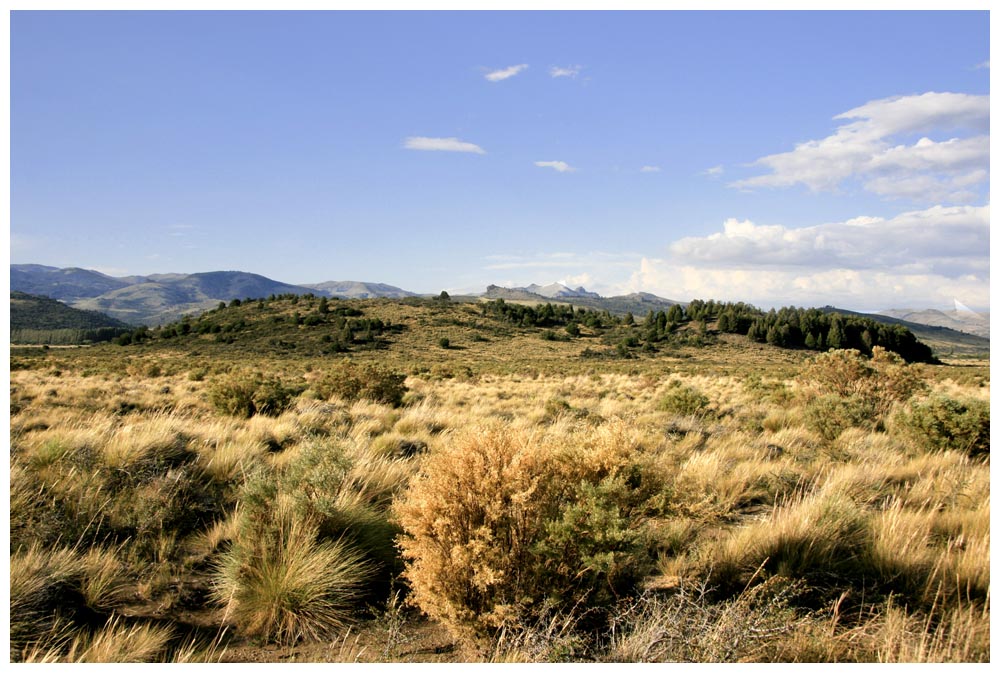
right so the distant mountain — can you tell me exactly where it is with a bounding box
[10,265,422,326]
[303,280,416,299]
[483,284,682,316]
[10,264,132,300]
[68,272,319,326]
[520,283,602,299]
[879,308,989,340]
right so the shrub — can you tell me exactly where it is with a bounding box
[894,395,990,457]
[312,362,407,407]
[658,381,710,417]
[438,337,451,349]
[801,348,924,425]
[208,371,298,418]
[394,425,653,645]
[803,394,876,440]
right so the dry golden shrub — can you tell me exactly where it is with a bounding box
[394,422,656,645]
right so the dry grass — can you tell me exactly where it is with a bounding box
[8,342,989,662]
[213,498,371,644]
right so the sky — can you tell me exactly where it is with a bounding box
[8,9,991,311]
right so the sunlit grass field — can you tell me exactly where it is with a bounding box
[8,298,990,662]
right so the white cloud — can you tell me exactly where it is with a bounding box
[627,203,990,310]
[549,65,582,78]
[403,136,486,154]
[702,165,724,177]
[559,272,593,287]
[669,205,988,278]
[732,92,989,204]
[485,64,528,82]
[975,60,990,69]
[629,260,988,312]
[640,165,662,173]
[535,160,576,173]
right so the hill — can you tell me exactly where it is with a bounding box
[820,306,989,360]
[96,294,947,383]
[10,291,131,344]
[879,308,989,340]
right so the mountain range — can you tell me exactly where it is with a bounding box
[7,265,991,358]
[10,265,415,326]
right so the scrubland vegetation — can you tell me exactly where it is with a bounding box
[8,296,989,662]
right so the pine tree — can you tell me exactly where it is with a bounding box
[827,315,845,349]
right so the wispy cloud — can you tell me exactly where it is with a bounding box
[403,136,486,154]
[975,60,990,69]
[702,165,724,177]
[640,165,662,173]
[549,64,582,78]
[731,92,989,204]
[535,160,576,173]
[485,64,528,82]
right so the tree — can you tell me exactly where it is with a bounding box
[437,290,451,301]
[827,315,846,350]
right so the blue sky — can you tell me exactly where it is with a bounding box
[9,10,991,310]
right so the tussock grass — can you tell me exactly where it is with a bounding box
[60,617,176,663]
[213,498,371,644]
[10,545,84,657]
[705,490,871,599]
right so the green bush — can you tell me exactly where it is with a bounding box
[312,362,407,407]
[657,381,710,417]
[803,394,875,440]
[895,395,990,457]
[208,371,298,418]
[801,348,924,424]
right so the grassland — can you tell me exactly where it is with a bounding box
[8,296,990,662]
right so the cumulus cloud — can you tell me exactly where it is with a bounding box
[485,64,528,81]
[640,165,662,173]
[535,160,576,173]
[549,65,582,78]
[403,136,486,154]
[669,205,988,278]
[702,165,724,177]
[629,260,988,312]
[628,204,990,310]
[732,92,989,204]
